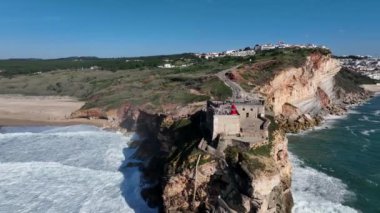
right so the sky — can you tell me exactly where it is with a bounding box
[0,0,379,58]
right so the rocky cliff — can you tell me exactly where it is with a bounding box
[260,53,341,116]
[134,52,374,212]
[69,49,374,212]
[161,130,293,212]
[258,53,372,133]
[130,111,293,213]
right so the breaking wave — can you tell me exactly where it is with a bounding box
[290,154,357,213]
[0,125,154,213]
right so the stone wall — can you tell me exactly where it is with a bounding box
[236,104,265,136]
[212,115,240,139]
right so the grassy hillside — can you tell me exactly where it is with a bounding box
[0,55,245,111]
[0,48,339,112]
[236,47,331,90]
[0,54,198,76]
[335,68,379,93]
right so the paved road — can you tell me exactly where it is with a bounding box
[216,65,252,100]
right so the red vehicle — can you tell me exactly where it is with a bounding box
[225,72,236,80]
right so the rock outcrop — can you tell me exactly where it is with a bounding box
[259,53,372,133]
[260,53,341,116]
[89,50,374,212]
[159,130,292,213]
[125,107,293,212]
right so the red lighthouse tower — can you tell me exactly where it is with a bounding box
[230,104,239,115]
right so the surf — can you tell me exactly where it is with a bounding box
[290,154,357,213]
[0,125,154,213]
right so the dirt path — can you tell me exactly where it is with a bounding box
[216,65,258,101]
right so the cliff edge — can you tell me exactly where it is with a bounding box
[130,49,375,212]
[68,48,376,212]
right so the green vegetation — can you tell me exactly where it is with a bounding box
[225,115,279,163]
[201,78,233,100]
[0,54,198,76]
[0,53,253,110]
[335,68,380,93]
[253,47,330,68]
[225,146,240,165]
[164,114,213,174]
[248,143,272,157]
[237,47,331,89]
[171,118,192,130]
[244,115,281,158]
[225,145,272,175]
[266,115,280,142]
[0,48,332,111]
[0,54,246,77]
[243,157,266,174]
[0,67,235,112]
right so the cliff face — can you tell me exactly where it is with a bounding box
[257,53,372,133]
[73,50,373,212]
[150,52,371,212]
[118,108,293,212]
[114,52,339,212]
[161,130,292,213]
[260,53,341,116]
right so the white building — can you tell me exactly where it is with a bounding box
[260,44,277,51]
[158,63,175,68]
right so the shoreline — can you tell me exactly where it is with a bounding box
[286,104,363,136]
[287,90,380,212]
[0,117,109,128]
[0,95,110,128]
[361,84,380,93]
[286,93,380,212]
[285,89,379,136]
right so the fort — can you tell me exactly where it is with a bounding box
[199,98,270,156]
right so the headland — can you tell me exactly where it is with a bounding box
[0,45,379,212]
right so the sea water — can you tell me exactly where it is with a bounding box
[289,95,380,213]
[0,125,155,213]
[2,97,379,213]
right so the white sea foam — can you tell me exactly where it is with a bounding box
[287,114,347,136]
[347,109,361,115]
[374,110,380,116]
[360,129,377,136]
[359,115,380,123]
[345,126,359,137]
[290,153,357,213]
[0,125,155,213]
[0,162,133,213]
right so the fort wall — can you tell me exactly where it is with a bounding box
[212,115,240,140]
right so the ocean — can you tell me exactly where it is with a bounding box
[1,96,379,213]
[0,125,154,213]
[289,95,380,213]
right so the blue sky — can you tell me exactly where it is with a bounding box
[0,0,379,58]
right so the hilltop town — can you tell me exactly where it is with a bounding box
[195,42,328,59]
[339,55,380,80]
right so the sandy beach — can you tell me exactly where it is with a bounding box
[361,84,380,93]
[0,95,108,127]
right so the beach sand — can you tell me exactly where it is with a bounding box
[361,84,380,93]
[0,95,108,127]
